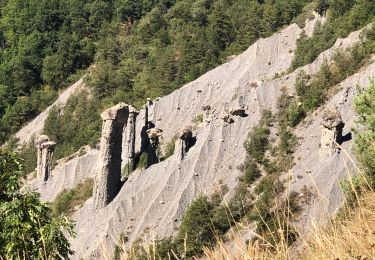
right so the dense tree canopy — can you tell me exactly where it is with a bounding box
[0,0,311,144]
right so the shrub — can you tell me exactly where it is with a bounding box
[17,136,37,174]
[241,159,262,185]
[51,178,94,216]
[43,91,102,161]
[244,110,272,164]
[164,137,177,159]
[0,151,74,259]
[177,195,215,257]
[286,99,305,127]
[244,125,270,164]
[192,114,204,124]
[122,163,131,182]
[354,80,375,187]
[137,152,148,170]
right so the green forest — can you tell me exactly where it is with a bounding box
[0,0,313,145]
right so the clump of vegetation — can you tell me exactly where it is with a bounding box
[121,163,132,182]
[51,178,94,216]
[0,87,58,143]
[0,151,74,259]
[192,114,204,124]
[43,90,102,161]
[291,26,375,122]
[136,153,148,170]
[1,135,38,175]
[164,137,177,159]
[290,0,375,71]
[244,110,272,164]
[176,195,216,256]
[17,136,38,174]
[354,79,375,188]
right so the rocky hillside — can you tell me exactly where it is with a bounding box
[22,12,375,258]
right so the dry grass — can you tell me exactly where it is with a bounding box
[201,190,375,260]
[301,191,375,260]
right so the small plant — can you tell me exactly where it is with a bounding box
[51,178,94,216]
[164,137,177,159]
[192,114,204,123]
[122,163,131,181]
[240,158,262,185]
[137,153,148,170]
[244,122,271,164]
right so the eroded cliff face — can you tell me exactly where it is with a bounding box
[24,15,374,259]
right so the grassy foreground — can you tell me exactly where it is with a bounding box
[202,190,375,260]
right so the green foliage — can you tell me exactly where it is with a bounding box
[0,0,311,148]
[354,80,375,187]
[17,136,38,174]
[177,195,215,256]
[0,87,57,143]
[0,0,110,143]
[290,0,375,71]
[192,114,204,124]
[137,152,148,170]
[241,159,262,185]
[51,178,94,216]
[164,137,176,159]
[87,0,310,108]
[315,0,330,16]
[277,86,305,127]
[294,28,375,115]
[122,163,132,182]
[43,90,101,161]
[244,110,272,164]
[0,151,74,259]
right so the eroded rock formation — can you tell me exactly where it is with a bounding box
[35,135,56,181]
[176,126,194,160]
[145,128,163,165]
[93,103,129,209]
[320,109,344,156]
[121,106,138,178]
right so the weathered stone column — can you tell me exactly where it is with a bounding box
[176,126,194,160]
[121,106,138,179]
[93,103,129,209]
[146,128,163,165]
[320,109,344,157]
[35,135,56,181]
